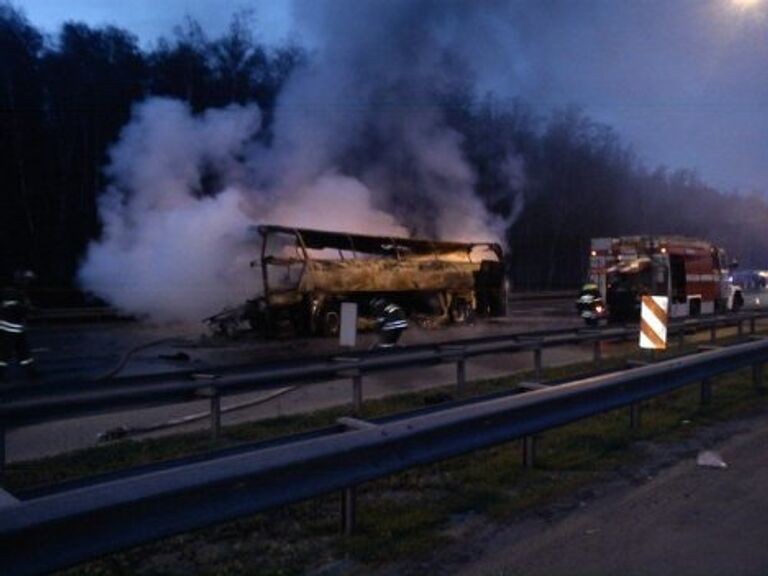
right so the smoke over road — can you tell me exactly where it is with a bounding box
[79,0,525,321]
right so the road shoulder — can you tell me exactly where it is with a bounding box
[410,406,768,576]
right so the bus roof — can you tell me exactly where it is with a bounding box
[255,225,503,258]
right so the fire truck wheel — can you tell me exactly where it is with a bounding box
[732,291,744,312]
[689,299,701,317]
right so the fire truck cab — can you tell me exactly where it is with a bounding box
[588,236,742,322]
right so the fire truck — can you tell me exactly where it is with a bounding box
[586,236,742,322]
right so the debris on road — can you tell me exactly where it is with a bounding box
[697,450,728,469]
[97,426,129,442]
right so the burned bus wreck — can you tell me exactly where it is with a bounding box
[207,225,507,337]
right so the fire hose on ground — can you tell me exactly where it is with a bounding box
[97,385,297,442]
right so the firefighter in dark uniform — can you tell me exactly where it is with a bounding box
[371,298,408,348]
[575,282,606,326]
[0,270,36,381]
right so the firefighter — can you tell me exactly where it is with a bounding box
[0,270,37,381]
[370,298,408,348]
[576,282,606,326]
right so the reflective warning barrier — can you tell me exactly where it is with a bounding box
[640,295,668,350]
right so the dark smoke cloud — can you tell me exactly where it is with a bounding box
[262,0,523,240]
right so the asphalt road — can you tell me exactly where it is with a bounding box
[444,407,768,576]
[5,297,588,462]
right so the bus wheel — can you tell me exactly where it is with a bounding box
[307,298,324,336]
[322,308,341,337]
[450,298,475,325]
[246,298,269,337]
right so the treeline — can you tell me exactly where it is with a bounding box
[0,6,301,286]
[457,102,768,288]
[2,4,766,291]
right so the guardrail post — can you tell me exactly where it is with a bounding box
[196,387,222,440]
[750,317,756,335]
[210,389,221,440]
[533,348,543,380]
[0,425,5,482]
[335,358,364,414]
[629,403,641,430]
[456,358,466,392]
[710,323,717,343]
[738,319,744,337]
[352,371,363,415]
[700,379,712,405]
[522,436,537,469]
[341,486,357,535]
[645,349,656,364]
[440,346,467,392]
[753,363,764,391]
[677,326,685,348]
[592,340,602,364]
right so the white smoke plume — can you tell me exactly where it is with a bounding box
[79,99,260,321]
[79,0,526,321]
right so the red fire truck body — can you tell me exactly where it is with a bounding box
[588,236,741,321]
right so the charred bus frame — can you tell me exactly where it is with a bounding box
[247,225,507,337]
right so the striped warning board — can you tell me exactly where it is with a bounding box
[639,295,668,350]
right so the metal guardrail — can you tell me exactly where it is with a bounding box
[1,311,766,456]
[2,311,765,424]
[1,336,766,576]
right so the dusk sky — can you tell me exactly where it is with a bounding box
[13,0,768,194]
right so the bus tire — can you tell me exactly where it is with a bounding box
[450,298,475,325]
[322,308,341,337]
